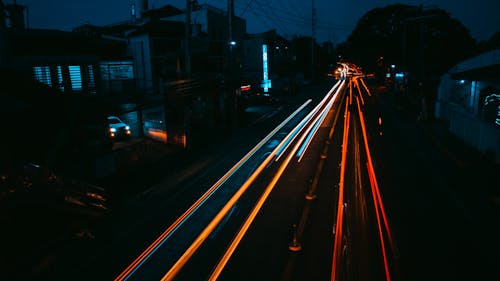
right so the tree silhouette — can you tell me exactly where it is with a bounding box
[337,4,477,80]
[478,31,500,52]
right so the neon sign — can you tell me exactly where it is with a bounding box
[261,44,272,92]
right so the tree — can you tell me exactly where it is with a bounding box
[337,4,477,80]
[478,31,500,52]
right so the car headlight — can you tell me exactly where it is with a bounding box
[125,126,130,130]
[109,128,117,133]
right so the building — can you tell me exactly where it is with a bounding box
[0,1,140,179]
[242,29,293,95]
[162,2,246,73]
[83,2,249,143]
[435,49,500,162]
[0,0,132,97]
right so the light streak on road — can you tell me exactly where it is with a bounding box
[275,80,343,161]
[296,109,329,161]
[360,77,372,97]
[354,78,365,106]
[296,82,344,162]
[356,96,393,281]
[207,99,329,280]
[366,162,391,281]
[159,100,318,281]
[331,99,350,281]
[356,96,394,250]
[349,80,353,105]
[116,100,312,281]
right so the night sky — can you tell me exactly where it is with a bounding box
[12,0,500,44]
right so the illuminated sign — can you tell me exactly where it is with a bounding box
[100,61,134,80]
[262,44,271,92]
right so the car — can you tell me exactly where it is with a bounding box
[107,116,131,139]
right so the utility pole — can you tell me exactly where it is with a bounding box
[418,4,424,83]
[185,0,191,77]
[0,0,8,70]
[226,0,236,128]
[311,0,316,81]
[228,0,233,45]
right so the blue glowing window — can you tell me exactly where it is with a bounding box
[69,65,82,91]
[87,65,96,94]
[33,66,51,86]
[57,66,64,92]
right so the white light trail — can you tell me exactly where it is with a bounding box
[116,100,312,281]
[275,80,343,161]
[296,80,345,162]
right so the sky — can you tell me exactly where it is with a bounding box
[11,0,500,44]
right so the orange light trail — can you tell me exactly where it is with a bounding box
[207,81,343,277]
[208,98,327,279]
[331,99,350,281]
[116,100,312,281]
[356,96,393,281]
[160,100,316,280]
[360,78,372,96]
[146,129,167,142]
[349,80,353,105]
[366,161,391,281]
[354,78,365,106]
[356,96,394,250]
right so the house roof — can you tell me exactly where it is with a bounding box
[449,49,500,82]
[127,20,185,37]
[142,4,183,19]
[7,28,127,58]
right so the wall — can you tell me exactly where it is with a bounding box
[449,107,500,163]
[436,71,500,163]
[130,33,153,93]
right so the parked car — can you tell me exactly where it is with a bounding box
[107,116,131,139]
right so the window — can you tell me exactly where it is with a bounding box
[57,66,64,92]
[33,66,51,86]
[87,65,96,94]
[69,65,82,91]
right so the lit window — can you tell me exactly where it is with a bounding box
[33,66,51,86]
[69,65,82,91]
[57,66,64,92]
[87,65,96,94]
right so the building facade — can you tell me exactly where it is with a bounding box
[435,49,500,162]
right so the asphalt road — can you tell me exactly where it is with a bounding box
[44,80,333,281]
[8,78,498,281]
[198,79,500,281]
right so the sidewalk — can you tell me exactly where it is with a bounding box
[373,86,500,280]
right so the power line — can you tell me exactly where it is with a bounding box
[261,0,293,36]
[239,0,254,16]
[210,0,353,39]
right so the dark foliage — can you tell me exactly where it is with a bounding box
[337,4,477,79]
